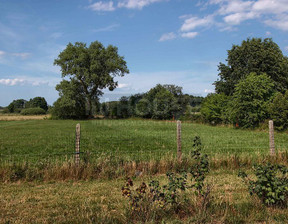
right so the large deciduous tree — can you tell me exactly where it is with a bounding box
[214,38,288,95]
[54,41,129,117]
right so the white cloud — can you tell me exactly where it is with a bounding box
[88,0,166,11]
[0,51,30,60]
[50,32,63,39]
[218,0,253,15]
[0,78,25,86]
[264,14,288,31]
[181,32,199,38]
[207,0,288,31]
[118,0,165,9]
[88,1,115,11]
[93,24,120,32]
[118,83,130,88]
[180,15,214,32]
[223,11,258,25]
[11,52,31,59]
[159,32,177,41]
[204,89,214,93]
[252,0,288,14]
[0,77,53,87]
[265,31,271,36]
[0,50,6,58]
[285,46,288,51]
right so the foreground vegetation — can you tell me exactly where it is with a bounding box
[1,170,288,223]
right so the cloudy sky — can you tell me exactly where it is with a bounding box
[0,0,288,106]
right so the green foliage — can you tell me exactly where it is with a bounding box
[1,108,10,114]
[152,88,180,119]
[136,84,184,119]
[215,38,288,95]
[228,73,275,128]
[7,99,27,113]
[122,136,210,221]
[20,107,46,115]
[269,90,288,131]
[116,96,130,118]
[135,98,151,118]
[189,136,210,195]
[239,163,288,207]
[200,93,229,124]
[54,41,129,117]
[26,97,48,111]
[98,84,202,120]
[51,80,86,119]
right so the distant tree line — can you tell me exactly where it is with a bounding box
[50,41,203,120]
[46,37,288,131]
[99,84,203,120]
[2,97,48,115]
[201,38,288,130]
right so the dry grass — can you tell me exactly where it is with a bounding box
[0,171,287,223]
[0,114,50,121]
[1,151,288,182]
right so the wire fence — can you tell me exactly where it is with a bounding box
[1,119,288,164]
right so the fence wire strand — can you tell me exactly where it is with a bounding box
[1,120,288,164]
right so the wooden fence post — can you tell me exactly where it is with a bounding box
[269,120,275,156]
[75,123,81,165]
[177,120,182,163]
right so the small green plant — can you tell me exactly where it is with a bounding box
[239,163,288,207]
[122,136,211,221]
[189,136,210,195]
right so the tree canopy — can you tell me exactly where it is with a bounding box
[100,84,203,120]
[214,38,288,95]
[26,97,48,111]
[228,73,275,128]
[51,80,86,119]
[54,41,129,117]
[7,99,27,113]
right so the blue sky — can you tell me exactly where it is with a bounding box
[0,0,288,106]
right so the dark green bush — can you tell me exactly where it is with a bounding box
[269,91,288,131]
[200,93,229,125]
[20,107,46,115]
[239,163,288,207]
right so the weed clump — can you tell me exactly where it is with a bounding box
[122,136,212,222]
[239,163,288,207]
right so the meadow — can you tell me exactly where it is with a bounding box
[1,118,288,223]
[1,119,288,163]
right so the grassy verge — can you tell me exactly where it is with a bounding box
[1,152,288,182]
[1,170,287,223]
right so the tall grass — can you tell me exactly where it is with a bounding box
[1,170,288,223]
[1,151,288,182]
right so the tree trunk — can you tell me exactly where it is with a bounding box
[87,97,93,118]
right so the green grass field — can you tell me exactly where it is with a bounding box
[1,119,288,223]
[1,119,288,162]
